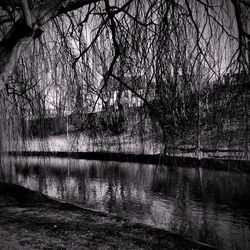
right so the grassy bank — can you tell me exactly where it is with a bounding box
[0,182,217,250]
[7,127,250,161]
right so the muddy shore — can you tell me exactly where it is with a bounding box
[0,182,217,250]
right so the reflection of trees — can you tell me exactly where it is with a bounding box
[0,157,17,183]
[150,165,250,246]
[98,162,153,215]
[151,166,250,209]
[11,159,156,219]
[12,158,250,214]
[13,160,151,206]
[151,167,237,247]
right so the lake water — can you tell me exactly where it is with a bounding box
[1,156,250,249]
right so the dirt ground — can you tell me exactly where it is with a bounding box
[0,182,217,250]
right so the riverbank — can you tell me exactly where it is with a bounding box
[7,150,250,173]
[6,130,250,161]
[0,182,217,250]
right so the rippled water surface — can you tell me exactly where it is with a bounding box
[1,156,250,249]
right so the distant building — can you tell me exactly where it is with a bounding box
[100,76,156,109]
[223,71,247,86]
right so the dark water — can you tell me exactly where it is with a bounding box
[1,156,250,249]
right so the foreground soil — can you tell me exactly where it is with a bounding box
[0,182,217,250]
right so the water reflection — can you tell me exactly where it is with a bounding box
[1,156,250,249]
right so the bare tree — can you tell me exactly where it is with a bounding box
[0,0,249,155]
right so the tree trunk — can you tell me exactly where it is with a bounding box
[0,0,99,90]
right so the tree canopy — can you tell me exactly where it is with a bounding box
[0,0,249,88]
[0,0,249,153]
